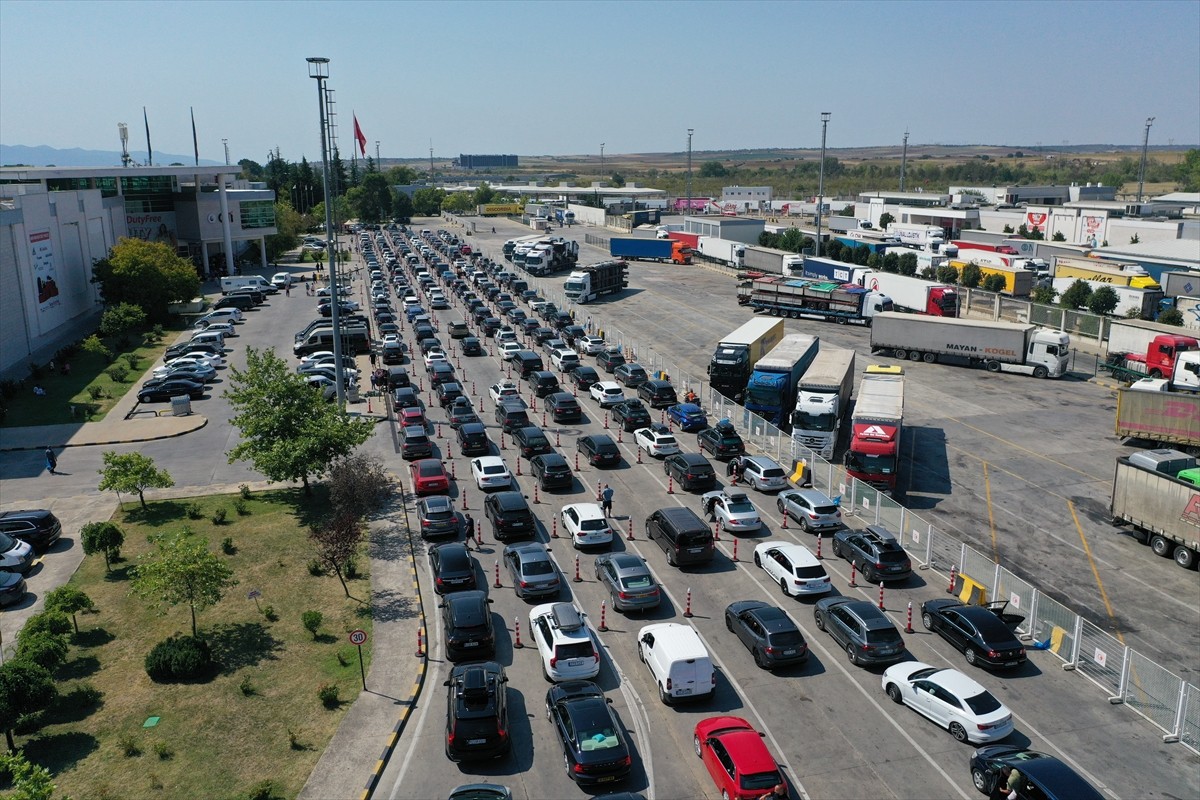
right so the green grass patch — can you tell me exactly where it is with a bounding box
[17,488,373,800]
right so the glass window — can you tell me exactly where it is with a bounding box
[240,200,276,230]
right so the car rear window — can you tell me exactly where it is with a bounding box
[769,630,804,647]
[677,532,712,547]
[580,519,608,531]
[814,504,839,515]
[762,468,786,478]
[417,462,442,476]
[523,560,554,576]
[426,509,453,522]
[963,690,1003,716]
[621,575,652,590]
[795,565,826,579]
[877,551,909,564]
[658,436,677,446]
[555,642,594,660]
[866,628,904,645]
[742,770,784,791]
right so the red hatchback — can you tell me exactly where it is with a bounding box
[400,406,426,429]
[693,716,787,800]
[410,459,450,496]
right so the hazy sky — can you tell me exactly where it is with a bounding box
[2,0,1197,164]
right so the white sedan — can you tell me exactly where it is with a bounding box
[589,381,625,408]
[560,503,614,549]
[423,349,448,368]
[471,456,512,491]
[172,351,225,369]
[577,336,605,355]
[382,333,403,347]
[881,662,1014,743]
[753,541,831,596]
[152,359,216,381]
[701,491,762,532]
[634,424,680,458]
[499,342,523,361]
[490,381,521,405]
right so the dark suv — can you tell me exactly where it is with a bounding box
[831,525,912,583]
[696,421,745,460]
[443,661,510,761]
[813,597,906,666]
[611,400,651,432]
[596,348,626,373]
[513,426,553,458]
[440,590,496,661]
[637,379,677,409]
[545,392,582,423]
[0,510,62,552]
[577,434,620,467]
[662,452,716,491]
[484,491,536,541]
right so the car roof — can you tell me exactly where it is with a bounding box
[595,381,621,391]
[716,727,777,772]
[535,453,569,467]
[606,553,648,572]
[506,542,548,558]
[744,455,780,468]
[763,541,818,566]
[421,495,453,511]
[475,455,506,467]
[460,422,487,435]
[823,598,894,629]
[926,666,987,696]
[493,491,528,509]
[787,488,835,504]
[675,453,711,467]
[746,605,796,632]
[564,503,605,521]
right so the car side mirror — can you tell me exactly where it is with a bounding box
[437,602,446,609]
[442,679,452,686]
[606,697,613,704]
[486,599,495,604]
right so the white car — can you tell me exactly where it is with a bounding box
[490,381,520,405]
[197,308,242,324]
[701,491,762,532]
[753,541,831,596]
[551,349,580,371]
[298,361,360,379]
[192,321,234,338]
[634,424,680,458]
[471,456,512,491]
[430,293,449,309]
[577,336,605,355]
[499,342,523,361]
[590,381,625,408]
[152,360,216,381]
[495,328,518,344]
[382,333,402,347]
[299,350,336,366]
[529,602,600,683]
[560,503,614,549]
[423,349,448,368]
[882,662,1015,743]
[172,351,225,369]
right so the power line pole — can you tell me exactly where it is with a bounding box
[686,128,694,214]
[1137,116,1155,204]
[816,112,831,257]
[899,129,909,192]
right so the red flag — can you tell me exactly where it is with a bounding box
[353,114,367,158]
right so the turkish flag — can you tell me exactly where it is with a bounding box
[353,114,367,157]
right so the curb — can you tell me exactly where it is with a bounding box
[361,525,427,800]
[0,416,209,452]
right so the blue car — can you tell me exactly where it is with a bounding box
[405,305,427,322]
[667,402,708,432]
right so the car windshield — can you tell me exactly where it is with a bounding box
[0,533,17,551]
[963,690,1003,716]
[577,719,621,750]
[621,575,653,590]
[795,565,826,579]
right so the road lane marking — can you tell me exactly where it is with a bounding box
[1069,499,1124,642]
[983,461,998,561]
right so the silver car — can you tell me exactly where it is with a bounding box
[594,552,661,612]
[739,456,789,492]
[777,488,842,532]
[503,543,560,600]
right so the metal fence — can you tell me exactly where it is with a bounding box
[697,383,1199,753]
[959,287,1108,348]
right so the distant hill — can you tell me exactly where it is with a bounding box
[0,144,223,168]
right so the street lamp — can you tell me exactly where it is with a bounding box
[1137,116,1155,204]
[686,128,694,214]
[816,112,831,257]
[600,143,605,177]
[308,56,346,407]
[222,138,230,166]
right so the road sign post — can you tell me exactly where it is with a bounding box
[348,629,368,690]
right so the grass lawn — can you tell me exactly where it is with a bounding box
[17,488,372,800]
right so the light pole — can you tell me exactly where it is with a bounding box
[308,56,346,407]
[816,112,831,257]
[686,128,694,214]
[600,143,605,177]
[899,128,909,193]
[375,140,380,171]
[222,138,230,166]
[1137,116,1155,204]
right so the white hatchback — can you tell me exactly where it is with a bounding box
[560,503,614,549]
[471,456,512,491]
[590,381,625,408]
[753,541,831,596]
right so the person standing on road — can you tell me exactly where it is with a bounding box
[45,447,58,476]
[601,484,614,516]
[758,785,788,800]
[462,512,475,548]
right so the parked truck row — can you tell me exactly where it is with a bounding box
[707,318,785,396]
[608,237,692,265]
[563,261,628,305]
[744,334,819,428]
[797,257,959,317]
[737,276,894,325]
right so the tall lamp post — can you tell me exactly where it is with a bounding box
[686,128,694,214]
[1136,116,1155,204]
[308,56,346,407]
[815,112,831,257]
[600,143,605,178]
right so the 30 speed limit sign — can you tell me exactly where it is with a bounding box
[348,629,367,646]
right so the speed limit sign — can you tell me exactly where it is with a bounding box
[348,629,367,646]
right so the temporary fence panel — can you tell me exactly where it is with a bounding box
[1123,650,1187,739]
[995,568,1038,638]
[925,524,963,573]
[1029,592,1078,664]
[1075,619,1127,698]
[1181,684,1200,754]
[960,543,998,600]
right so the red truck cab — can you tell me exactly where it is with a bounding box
[847,423,901,491]
[1125,335,1199,379]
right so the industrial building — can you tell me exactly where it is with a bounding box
[458,154,518,169]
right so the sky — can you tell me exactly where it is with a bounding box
[2,0,1197,165]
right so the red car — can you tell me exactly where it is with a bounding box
[693,716,787,800]
[399,406,426,428]
[410,458,450,496]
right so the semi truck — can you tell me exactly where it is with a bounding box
[1110,454,1200,569]
[1162,271,1200,299]
[846,372,905,494]
[697,236,747,268]
[1053,256,1159,289]
[1101,333,1199,381]
[799,256,873,284]
[953,249,1050,277]
[609,237,692,265]
[868,313,1069,378]
[886,223,945,248]
[707,318,786,396]
[792,348,856,458]
[563,261,628,305]
[835,237,898,256]
[656,224,685,238]
[951,240,1020,256]
[737,277,893,326]
[524,238,579,276]
[744,334,820,428]
[1051,277,1163,319]
[948,260,1035,296]
[743,245,805,276]
[1115,386,1200,449]
[863,272,959,317]
[667,231,701,250]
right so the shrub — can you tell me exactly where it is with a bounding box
[307,559,325,576]
[105,364,130,382]
[262,605,278,622]
[81,334,112,362]
[288,728,302,750]
[119,733,142,757]
[345,556,360,579]
[144,635,214,682]
[122,352,140,369]
[301,611,323,639]
[211,507,228,525]
[245,780,281,800]
[87,385,107,400]
[239,676,256,696]
[317,682,340,708]
[66,682,103,707]
[239,483,252,499]
[154,742,174,760]
[222,536,236,555]
[16,631,69,671]
[149,324,166,343]
[186,502,203,520]
[234,499,250,516]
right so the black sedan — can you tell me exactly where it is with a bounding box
[0,571,27,607]
[969,745,1104,800]
[138,378,205,403]
[545,681,632,786]
[921,599,1026,669]
[724,600,809,669]
[430,543,478,595]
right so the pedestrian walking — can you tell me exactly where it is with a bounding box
[45,447,58,476]
[601,484,614,516]
[462,512,475,548]
[285,284,291,297]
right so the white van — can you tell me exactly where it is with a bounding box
[220,275,272,295]
[190,330,227,348]
[637,623,715,705]
[270,272,294,289]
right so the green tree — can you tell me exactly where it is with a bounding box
[897,252,919,277]
[936,264,960,284]
[1052,231,1066,242]
[882,252,900,273]
[610,173,625,188]
[301,611,323,639]
[80,333,111,363]
[44,586,95,634]
[0,751,59,799]
[412,187,446,216]
[385,165,419,185]
[131,531,237,637]
[98,302,147,343]
[80,520,124,571]
[310,196,353,230]
[392,191,414,222]
[878,212,895,230]
[97,451,175,510]
[442,192,475,214]
[330,147,348,198]
[0,660,57,752]
[982,274,1009,293]
[328,452,392,521]
[1088,285,1120,316]
[472,183,497,206]
[238,158,264,182]
[1031,285,1058,305]
[14,631,68,672]
[266,201,303,261]
[1059,279,1093,309]
[698,161,728,178]
[351,172,394,223]
[959,262,982,288]
[1002,224,1014,234]
[91,238,200,323]
[224,348,373,494]
[1180,148,1200,192]
[1158,307,1185,326]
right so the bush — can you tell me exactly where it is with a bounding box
[288,728,303,750]
[245,780,281,800]
[301,611,323,639]
[144,635,214,682]
[234,499,250,516]
[87,385,107,400]
[262,605,278,622]
[122,352,141,369]
[22,610,73,639]
[211,507,228,525]
[105,365,129,383]
[239,676,256,696]
[66,682,103,707]
[119,733,142,757]
[147,324,166,343]
[186,502,203,520]
[317,682,340,708]
[222,536,236,555]
[15,630,69,671]
[307,559,325,576]
[239,483,252,499]
[81,334,112,362]
[154,741,174,760]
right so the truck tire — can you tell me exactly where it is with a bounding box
[1033,365,1049,379]
[909,350,922,362]
[1150,535,1173,558]
[893,349,908,360]
[1174,545,1197,570]
[923,353,937,364]
[986,360,1002,373]
[1150,368,1163,379]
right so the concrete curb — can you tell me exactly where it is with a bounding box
[0,416,209,452]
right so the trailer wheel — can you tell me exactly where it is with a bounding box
[770,308,780,316]
[986,360,1002,373]
[1150,535,1173,558]
[1174,545,1197,570]
[790,310,801,319]
[923,352,937,364]
[1033,365,1049,379]
[893,349,908,360]
[836,315,848,325]
[909,350,922,362]
[1150,369,1163,379]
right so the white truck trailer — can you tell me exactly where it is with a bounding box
[792,348,856,458]
[868,313,1069,378]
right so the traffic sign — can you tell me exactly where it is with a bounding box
[348,629,367,646]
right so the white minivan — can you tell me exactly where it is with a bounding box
[637,623,716,705]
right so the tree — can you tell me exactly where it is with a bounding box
[238,158,264,182]
[330,147,349,198]
[328,452,392,521]
[698,161,728,178]
[0,751,59,799]
[385,165,419,185]
[1180,148,1200,192]
[412,187,446,216]
[442,192,475,214]
[1002,224,1014,234]
[392,191,414,223]
[610,173,625,188]
[1059,279,1093,309]
[309,513,363,597]
[266,201,303,261]
[1129,233,1140,244]
[14,631,68,672]
[878,212,895,230]
[1052,231,1066,242]
[224,348,373,493]
[959,262,982,288]
[80,521,124,571]
[1088,285,1120,316]
[0,660,57,752]
[936,264,959,284]
[882,252,900,273]
[301,611,323,639]
[982,274,1008,293]
[1031,285,1058,305]
[351,172,394,223]
[97,451,174,510]
[472,183,497,206]
[1158,307,1185,327]
[44,586,95,634]
[131,531,237,637]
[898,252,919,276]
[91,238,200,323]
[98,302,147,344]
[80,333,111,362]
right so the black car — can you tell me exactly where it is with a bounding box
[482,317,502,335]
[392,386,424,412]
[921,599,1027,669]
[484,491,535,542]
[520,318,541,334]
[831,525,912,583]
[461,337,483,356]
[724,600,809,669]
[561,325,587,346]
[696,420,745,460]
[577,434,620,467]
[968,746,1105,800]
[419,336,443,355]
[531,453,573,490]
[440,590,496,661]
[457,422,491,456]
[418,495,462,539]
[531,327,557,345]
[596,349,626,373]
[814,597,906,666]
[0,510,63,552]
[429,361,456,387]
[636,379,677,409]
[443,661,510,762]
[545,681,632,786]
[513,426,553,458]
[401,425,434,461]
[611,400,652,432]
[429,542,478,595]
[546,392,582,423]
[570,366,600,391]
[138,378,205,403]
[0,571,28,608]
[663,452,716,491]
[437,381,466,407]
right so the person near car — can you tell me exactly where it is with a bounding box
[758,785,788,800]
[601,484,614,516]
[463,512,475,549]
